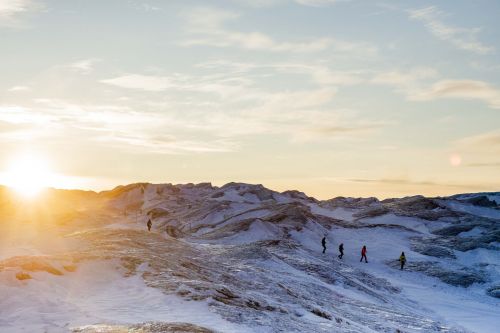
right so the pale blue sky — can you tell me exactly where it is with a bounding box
[0,0,499,198]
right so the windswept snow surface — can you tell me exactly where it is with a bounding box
[0,261,250,333]
[0,184,498,332]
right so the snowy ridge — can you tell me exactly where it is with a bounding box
[0,183,499,332]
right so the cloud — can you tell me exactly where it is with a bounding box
[7,85,31,92]
[456,130,500,153]
[347,177,494,191]
[465,162,500,168]
[0,101,237,154]
[371,68,500,109]
[99,58,387,144]
[408,6,493,54]
[181,7,376,55]
[0,0,40,26]
[371,67,438,98]
[412,80,500,109]
[197,60,367,86]
[68,58,101,75]
[371,67,438,86]
[101,74,172,92]
[229,0,350,7]
[295,0,348,7]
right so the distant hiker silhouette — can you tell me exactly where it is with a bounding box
[399,252,406,270]
[360,245,368,263]
[147,219,152,232]
[321,236,326,254]
[338,243,344,259]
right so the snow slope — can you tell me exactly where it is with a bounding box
[0,184,498,332]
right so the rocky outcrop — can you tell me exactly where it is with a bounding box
[403,261,486,287]
[411,242,456,259]
[464,195,499,208]
[71,322,214,333]
[487,285,500,298]
[322,196,379,210]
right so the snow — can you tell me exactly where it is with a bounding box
[219,220,279,244]
[0,261,253,333]
[327,226,500,333]
[357,213,431,234]
[440,200,500,219]
[309,205,356,221]
[486,194,500,205]
[458,227,485,237]
[1,183,499,332]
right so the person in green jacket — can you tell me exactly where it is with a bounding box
[399,252,406,270]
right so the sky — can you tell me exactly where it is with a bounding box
[0,0,499,199]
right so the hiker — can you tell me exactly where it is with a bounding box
[321,236,326,254]
[360,245,368,263]
[147,219,152,232]
[338,243,344,259]
[399,252,406,270]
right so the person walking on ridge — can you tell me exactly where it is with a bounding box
[147,219,152,232]
[321,236,327,254]
[338,243,344,259]
[399,252,406,270]
[360,245,368,263]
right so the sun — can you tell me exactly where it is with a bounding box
[2,153,53,198]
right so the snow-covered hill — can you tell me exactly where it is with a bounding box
[0,183,499,332]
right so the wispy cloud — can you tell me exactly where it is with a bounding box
[7,85,31,92]
[372,67,500,109]
[230,0,350,8]
[101,74,172,92]
[412,80,500,109]
[465,162,500,168]
[99,58,387,144]
[456,130,500,153]
[348,177,495,191]
[371,67,438,98]
[68,58,101,75]
[295,0,349,7]
[197,60,367,86]
[0,0,41,26]
[408,6,493,54]
[181,7,376,55]
[0,101,237,154]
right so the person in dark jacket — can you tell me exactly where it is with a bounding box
[360,245,368,263]
[147,219,152,232]
[399,252,406,270]
[321,236,326,254]
[338,243,344,259]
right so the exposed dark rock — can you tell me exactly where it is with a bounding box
[487,285,500,298]
[353,206,389,219]
[411,243,456,259]
[281,190,318,203]
[311,308,332,320]
[147,207,170,220]
[239,184,276,201]
[432,225,476,237]
[323,197,379,209]
[407,261,486,287]
[71,322,214,333]
[383,196,457,221]
[463,195,498,208]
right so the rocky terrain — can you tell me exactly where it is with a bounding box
[0,183,498,332]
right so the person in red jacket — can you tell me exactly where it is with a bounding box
[360,245,368,263]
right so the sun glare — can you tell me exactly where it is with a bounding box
[2,154,52,198]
